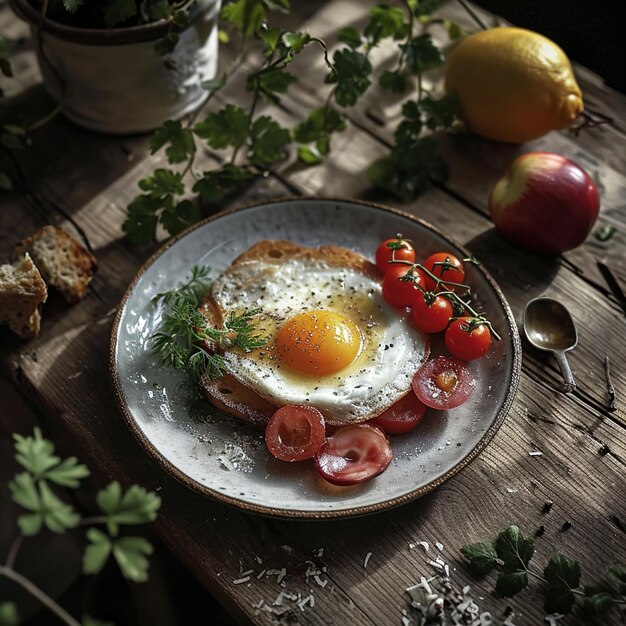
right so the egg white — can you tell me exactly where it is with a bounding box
[210,256,429,424]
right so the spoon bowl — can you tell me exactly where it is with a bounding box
[523,297,578,392]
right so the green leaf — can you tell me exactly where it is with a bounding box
[329,49,372,107]
[282,31,310,53]
[365,5,408,45]
[495,570,529,597]
[96,482,161,536]
[254,69,297,99]
[138,169,185,198]
[379,70,406,93]
[294,106,346,143]
[409,0,439,17]
[140,0,172,21]
[248,116,290,165]
[200,76,226,92]
[44,456,90,488]
[123,195,162,245]
[495,525,534,571]
[160,199,201,236]
[0,58,12,78]
[420,94,458,131]
[297,145,323,165]
[583,590,613,616]
[103,0,138,27]
[220,0,266,37]
[258,25,282,54]
[150,120,195,164]
[460,541,499,576]
[9,472,41,512]
[194,104,249,149]
[83,528,112,575]
[0,602,19,626]
[337,27,362,49]
[38,481,81,532]
[444,18,464,40]
[608,563,626,594]
[394,100,422,146]
[401,34,443,74]
[112,536,154,582]
[63,0,85,13]
[192,164,255,204]
[0,172,12,191]
[543,554,581,614]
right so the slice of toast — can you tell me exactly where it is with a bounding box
[15,226,97,304]
[0,254,48,339]
[197,240,378,428]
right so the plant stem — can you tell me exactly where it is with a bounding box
[0,565,81,626]
[4,534,23,569]
[456,0,488,31]
[79,515,108,526]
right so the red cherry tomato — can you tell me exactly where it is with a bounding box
[265,405,326,462]
[315,424,393,485]
[376,237,416,275]
[445,317,492,361]
[382,264,426,308]
[409,292,453,334]
[412,356,475,410]
[369,392,427,435]
[422,253,465,292]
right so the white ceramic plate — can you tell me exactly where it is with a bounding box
[111,198,521,518]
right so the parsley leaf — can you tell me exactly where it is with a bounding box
[365,5,408,45]
[543,553,581,614]
[337,27,362,49]
[248,116,290,165]
[420,94,458,131]
[63,0,85,13]
[608,563,626,594]
[96,482,161,536]
[123,195,162,245]
[583,584,613,616]
[140,0,171,21]
[379,70,406,93]
[192,164,255,204]
[493,525,534,597]
[259,25,282,54]
[328,49,372,107]
[0,602,19,626]
[13,428,89,487]
[83,528,112,575]
[161,199,201,235]
[194,104,249,149]
[113,536,154,582]
[460,541,499,576]
[254,69,297,100]
[150,120,196,164]
[401,34,443,74]
[294,105,346,164]
[103,0,138,27]
[139,169,185,197]
[281,31,310,53]
[10,473,80,535]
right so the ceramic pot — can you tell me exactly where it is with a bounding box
[9,0,220,134]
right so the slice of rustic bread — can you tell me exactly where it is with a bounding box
[0,254,48,339]
[197,240,379,428]
[15,226,98,304]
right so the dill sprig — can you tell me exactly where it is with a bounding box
[151,265,267,386]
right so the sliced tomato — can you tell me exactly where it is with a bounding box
[265,405,326,462]
[412,356,475,410]
[315,424,393,485]
[369,393,427,435]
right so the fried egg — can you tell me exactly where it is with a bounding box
[210,252,429,424]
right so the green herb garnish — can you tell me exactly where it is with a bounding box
[151,265,267,387]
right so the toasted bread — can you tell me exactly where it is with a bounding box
[0,254,48,339]
[15,226,97,304]
[198,240,379,428]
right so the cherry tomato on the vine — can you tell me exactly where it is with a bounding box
[376,237,416,275]
[445,317,492,361]
[265,405,326,462]
[423,252,465,292]
[409,292,453,334]
[382,264,426,308]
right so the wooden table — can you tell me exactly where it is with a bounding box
[1,1,625,624]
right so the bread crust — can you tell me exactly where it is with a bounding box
[197,240,381,428]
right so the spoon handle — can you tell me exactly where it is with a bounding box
[555,351,576,393]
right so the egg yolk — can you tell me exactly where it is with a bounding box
[276,310,362,376]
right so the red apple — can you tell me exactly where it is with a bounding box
[489,152,600,255]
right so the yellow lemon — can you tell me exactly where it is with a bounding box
[444,27,583,143]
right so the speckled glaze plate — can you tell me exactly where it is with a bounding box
[111,198,521,518]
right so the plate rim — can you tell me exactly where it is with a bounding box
[110,196,522,519]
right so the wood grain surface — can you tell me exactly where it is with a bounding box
[1,1,625,625]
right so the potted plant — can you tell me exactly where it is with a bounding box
[8,0,221,134]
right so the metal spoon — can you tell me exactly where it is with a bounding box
[523,297,578,393]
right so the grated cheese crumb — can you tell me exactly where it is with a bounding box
[435,542,444,551]
[418,541,429,552]
[232,576,251,585]
[529,451,543,456]
[364,552,373,568]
